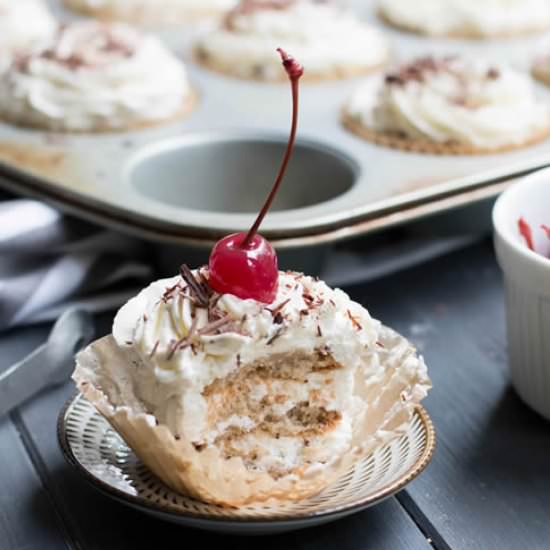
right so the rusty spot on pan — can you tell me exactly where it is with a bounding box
[0,142,66,178]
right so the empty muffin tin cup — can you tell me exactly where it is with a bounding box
[128,132,357,216]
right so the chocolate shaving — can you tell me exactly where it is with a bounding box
[269,298,290,317]
[180,264,209,307]
[198,314,233,336]
[166,316,199,359]
[161,283,181,303]
[273,312,284,324]
[209,292,222,310]
[317,325,323,337]
[149,340,160,358]
[487,68,500,80]
[166,339,178,360]
[266,328,284,345]
[347,310,363,331]
[237,354,241,367]
[385,56,454,87]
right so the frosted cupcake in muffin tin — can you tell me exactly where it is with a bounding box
[0,0,56,73]
[195,0,389,81]
[343,56,550,155]
[0,21,195,132]
[378,0,550,38]
[62,0,239,25]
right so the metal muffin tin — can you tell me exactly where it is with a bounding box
[2,0,550,246]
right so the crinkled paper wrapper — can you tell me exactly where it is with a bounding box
[342,112,550,156]
[73,326,431,507]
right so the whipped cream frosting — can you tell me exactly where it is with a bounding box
[0,0,56,72]
[196,0,388,80]
[64,0,238,22]
[112,269,382,444]
[0,21,192,131]
[378,0,550,37]
[346,56,550,149]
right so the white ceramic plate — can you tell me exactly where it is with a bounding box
[58,394,435,535]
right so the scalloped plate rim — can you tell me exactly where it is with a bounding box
[58,393,436,531]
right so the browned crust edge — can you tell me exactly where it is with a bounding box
[0,90,198,134]
[341,111,550,156]
[193,46,388,83]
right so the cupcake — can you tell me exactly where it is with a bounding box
[343,56,550,155]
[0,0,56,72]
[62,0,238,25]
[0,21,195,132]
[72,49,431,506]
[378,0,550,38]
[74,268,431,505]
[195,0,389,81]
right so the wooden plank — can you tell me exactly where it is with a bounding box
[346,240,550,550]
[0,419,70,550]
[0,318,431,549]
[0,322,70,550]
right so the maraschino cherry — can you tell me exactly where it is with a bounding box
[208,48,304,304]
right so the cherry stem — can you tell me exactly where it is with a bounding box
[240,48,304,249]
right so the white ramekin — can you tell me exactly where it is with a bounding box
[493,169,550,420]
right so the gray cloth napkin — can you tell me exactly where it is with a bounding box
[0,199,153,331]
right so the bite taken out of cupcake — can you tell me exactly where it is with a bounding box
[0,0,56,73]
[378,0,550,39]
[343,56,550,155]
[0,20,195,133]
[62,0,239,25]
[73,50,431,507]
[195,0,389,82]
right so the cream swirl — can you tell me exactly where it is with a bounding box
[0,21,192,131]
[112,269,382,439]
[346,56,550,149]
[0,0,56,72]
[196,0,388,80]
[378,0,550,37]
[63,0,238,23]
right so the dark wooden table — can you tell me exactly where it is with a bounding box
[1,239,549,550]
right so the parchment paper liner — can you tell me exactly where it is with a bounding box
[73,326,431,506]
[342,112,550,156]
